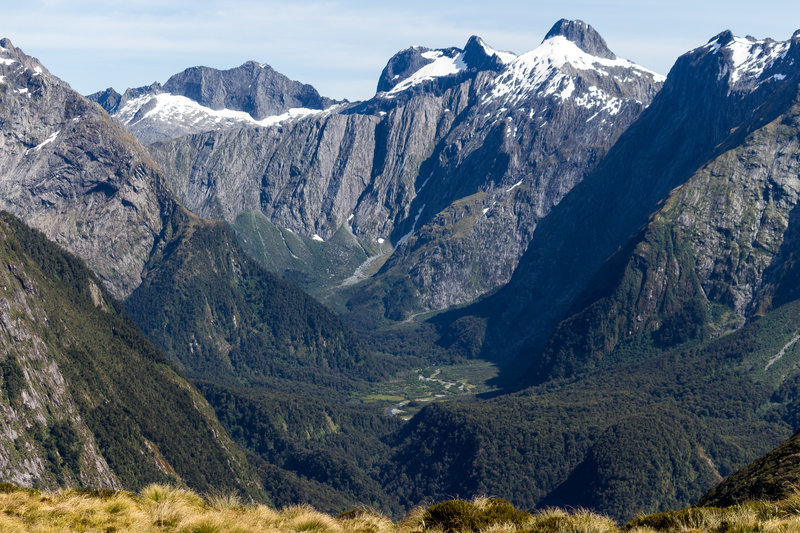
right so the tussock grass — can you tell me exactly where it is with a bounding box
[625,491,800,532]
[3,486,800,532]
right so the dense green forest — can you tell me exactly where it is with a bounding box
[126,210,401,393]
[0,212,263,498]
[197,381,403,514]
[114,200,800,520]
[381,298,800,520]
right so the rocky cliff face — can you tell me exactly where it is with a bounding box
[0,212,263,497]
[370,20,661,315]
[468,28,800,381]
[89,62,340,144]
[147,20,663,315]
[0,38,173,299]
[0,217,119,490]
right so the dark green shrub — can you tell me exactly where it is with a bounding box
[423,498,530,532]
[0,355,26,403]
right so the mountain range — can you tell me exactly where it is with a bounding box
[3,18,800,523]
[102,20,662,320]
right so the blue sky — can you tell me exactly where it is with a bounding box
[3,0,799,100]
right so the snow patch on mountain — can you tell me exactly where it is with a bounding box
[727,37,790,84]
[575,86,625,117]
[506,180,523,193]
[485,36,664,105]
[115,92,325,134]
[475,37,517,64]
[704,33,793,88]
[25,130,59,155]
[385,51,466,96]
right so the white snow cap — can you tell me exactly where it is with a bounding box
[471,36,516,65]
[385,50,467,96]
[485,34,664,106]
[116,92,325,130]
[382,36,517,98]
[704,31,793,86]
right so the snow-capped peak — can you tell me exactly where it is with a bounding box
[543,19,616,60]
[704,31,793,86]
[384,50,467,96]
[486,35,664,105]
[470,36,516,65]
[377,35,515,97]
[112,91,328,144]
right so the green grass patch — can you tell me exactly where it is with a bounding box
[355,362,500,418]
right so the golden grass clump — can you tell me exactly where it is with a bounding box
[519,507,618,533]
[338,506,397,533]
[623,497,800,533]
[5,484,800,532]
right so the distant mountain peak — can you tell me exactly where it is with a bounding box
[240,59,267,68]
[700,29,797,88]
[543,19,616,59]
[160,62,336,119]
[376,36,516,97]
[375,45,464,95]
[465,35,487,48]
[708,30,735,46]
[88,60,338,144]
[463,35,516,70]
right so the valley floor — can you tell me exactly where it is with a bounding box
[2,483,800,533]
[357,362,500,420]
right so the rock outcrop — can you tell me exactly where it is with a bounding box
[0,38,173,299]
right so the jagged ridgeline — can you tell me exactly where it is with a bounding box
[0,212,263,497]
[138,20,662,320]
[380,28,800,520]
[90,61,340,144]
[464,27,800,385]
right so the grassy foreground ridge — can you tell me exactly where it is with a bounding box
[4,484,800,532]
